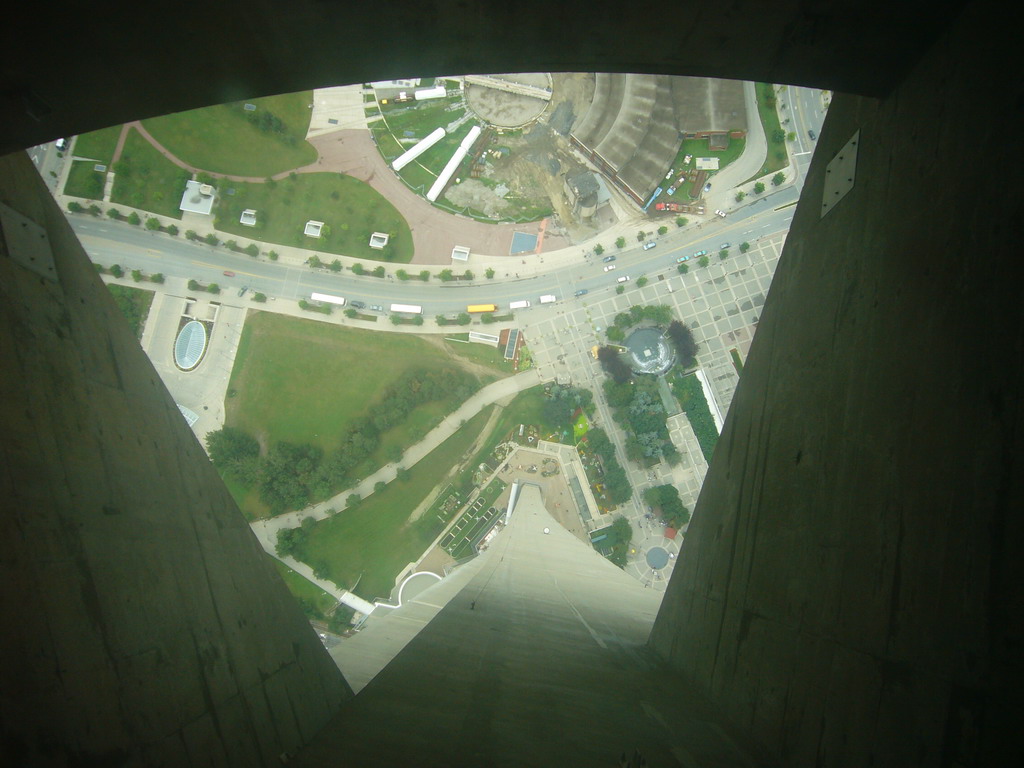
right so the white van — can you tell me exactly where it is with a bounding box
[509,300,531,309]
[616,276,630,283]
[539,295,557,304]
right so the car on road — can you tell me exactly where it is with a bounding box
[704,182,712,192]
[808,129,817,140]
[642,241,657,251]
[603,264,617,272]
[616,275,630,283]
[369,304,384,312]
[238,286,248,297]
[714,209,727,218]
[574,289,589,297]
[602,255,616,263]
[349,300,366,309]
[223,270,235,277]
[720,242,731,249]
[676,255,691,263]
[694,249,707,258]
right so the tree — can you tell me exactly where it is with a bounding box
[166,224,179,236]
[269,250,279,261]
[772,172,786,186]
[207,283,220,294]
[740,242,750,253]
[677,263,689,274]
[396,269,409,281]
[374,480,387,494]
[719,249,729,260]
[187,279,199,291]
[675,216,688,228]
[615,236,626,249]
[109,264,124,278]
[396,467,410,482]
[771,128,786,144]
[245,243,259,257]
[735,191,746,203]
[616,285,625,294]
[667,320,698,368]
[787,131,796,142]
[597,346,632,384]
[67,201,84,213]
[698,255,710,268]
[185,229,199,241]
[657,226,668,236]
[346,493,361,507]
[542,396,573,429]
[88,204,102,217]
[457,313,472,325]
[754,182,766,194]
[145,217,160,230]
[636,230,646,242]
[485,268,495,279]
[636,277,648,287]
[372,265,386,278]
[419,270,430,281]
[307,255,323,269]
[150,273,165,284]
[131,269,143,282]
[607,326,625,342]
[204,233,219,246]
[463,270,474,281]
[351,263,364,275]
[253,292,267,302]
[225,240,238,252]
[344,308,357,318]
[329,259,342,272]
[439,268,454,282]
[107,208,120,219]
[594,244,604,256]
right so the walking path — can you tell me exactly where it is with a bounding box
[249,368,541,555]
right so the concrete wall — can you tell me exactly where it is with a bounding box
[2,0,965,155]
[0,151,351,765]
[649,3,1023,765]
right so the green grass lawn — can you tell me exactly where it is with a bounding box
[441,337,515,377]
[106,284,154,339]
[110,129,192,218]
[73,125,122,164]
[299,407,493,601]
[744,83,791,183]
[226,311,484,460]
[272,558,337,620]
[396,120,476,192]
[64,160,106,200]
[141,91,318,177]
[214,173,413,263]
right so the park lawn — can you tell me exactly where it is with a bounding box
[73,125,122,164]
[141,91,317,177]
[676,136,746,174]
[370,123,404,161]
[110,128,192,218]
[744,82,791,183]
[64,160,106,200]
[442,337,516,377]
[213,173,413,263]
[271,558,337,620]
[106,284,154,339]
[300,407,493,601]
[225,313,479,457]
[396,121,477,193]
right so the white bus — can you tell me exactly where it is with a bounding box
[539,295,557,304]
[390,303,423,314]
[509,300,531,310]
[310,292,346,306]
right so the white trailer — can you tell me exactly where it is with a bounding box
[310,292,346,306]
[390,303,423,314]
[392,127,446,171]
[539,295,557,304]
[509,300,531,310]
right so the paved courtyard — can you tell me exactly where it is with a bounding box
[516,233,784,571]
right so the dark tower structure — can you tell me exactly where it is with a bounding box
[2,0,1020,765]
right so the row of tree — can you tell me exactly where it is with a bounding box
[603,377,680,465]
[206,367,479,514]
[583,427,633,505]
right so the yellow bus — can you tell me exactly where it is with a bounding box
[467,304,498,313]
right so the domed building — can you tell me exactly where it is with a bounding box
[623,327,674,375]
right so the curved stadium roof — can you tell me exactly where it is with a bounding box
[174,320,208,371]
